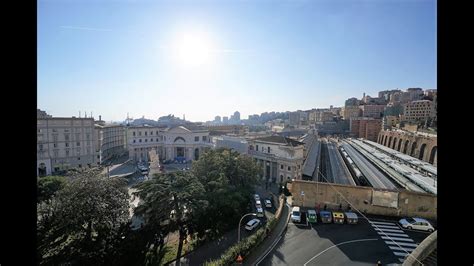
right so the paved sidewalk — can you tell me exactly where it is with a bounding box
[243,202,291,265]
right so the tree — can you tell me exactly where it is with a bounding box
[191,149,261,238]
[37,175,67,202]
[37,168,130,265]
[133,171,207,265]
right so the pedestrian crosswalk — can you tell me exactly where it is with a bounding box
[369,221,418,263]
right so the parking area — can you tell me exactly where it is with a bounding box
[259,210,432,265]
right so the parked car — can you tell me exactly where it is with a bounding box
[254,194,260,201]
[399,217,435,232]
[291,206,301,223]
[344,212,358,224]
[319,211,332,223]
[256,207,264,217]
[264,199,272,208]
[307,209,317,223]
[245,218,261,231]
[332,212,345,224]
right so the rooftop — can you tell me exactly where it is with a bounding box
[253,135,305,147]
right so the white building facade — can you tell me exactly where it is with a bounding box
[37,117,100,176]
[247,136,304,183]
[127,125,213,162]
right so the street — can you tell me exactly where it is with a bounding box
[258,213,431,265]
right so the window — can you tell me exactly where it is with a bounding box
[195,136,199,142]
[86,134,90,140]
[78,164,82,168]
[133,131,136,136]
[288,166,291,171]
[156,138,159,142]
[145,139,148,142]
[133,140,136,143]
[280,164,284,169]
[53,150,59,157]
[150,131,153,135]
[267,147,270,153]
[52,129,57,133]
[76,142,80,146]
[52,135,58,142]
[53,143,57,148]
[202,136,207,141]
[149,138,153,142]
[66,150,70,156]
[139,132,142,136]
[65,142,69,147]
[65,134,70,141]
[145,131,148,136]
[256,145,259,151]
[78,157,81,160]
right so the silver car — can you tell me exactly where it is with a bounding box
[399,217,435,232]
[245,218,261,231]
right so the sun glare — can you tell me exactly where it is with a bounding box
[172,31,215,67]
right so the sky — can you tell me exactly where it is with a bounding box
[38,0,437,122]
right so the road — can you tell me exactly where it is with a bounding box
[326,140,355,185]
[258,214,431,265]
[341,142,398,190]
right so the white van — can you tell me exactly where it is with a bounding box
[291,206,301,223]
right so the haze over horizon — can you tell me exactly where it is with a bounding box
[38,0,437,122]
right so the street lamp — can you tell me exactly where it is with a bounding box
[238,213,257,243]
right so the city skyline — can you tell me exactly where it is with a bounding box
[38,0,436,122]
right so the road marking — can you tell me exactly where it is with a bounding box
[376,232,409,238]
[371,224,400,229]
[384,241,418,247]
[375,228,405,233]
[389,246,415,252]
[393,251,409,257]
[381,236,414,242]
[303,238,378,266]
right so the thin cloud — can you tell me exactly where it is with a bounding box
[60,26,113,32]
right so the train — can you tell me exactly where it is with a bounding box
[338,146,369,186]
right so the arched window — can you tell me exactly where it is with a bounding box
[174,137,186,143]
[429,146,437,165]
[419,143,427,160]
[392,138,397,149]
[397,139,402,151]
[194,148,200,160]
[403,140,410,154]
[410,142,417,157]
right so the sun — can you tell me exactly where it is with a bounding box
[172,31,215,68]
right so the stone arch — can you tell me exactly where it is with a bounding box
[429,146,437,165]
[174,136,186,143]
[397,138,403,152]
[410,142,417,157]
[392,138,398,149]
[419,143,427,160]
[384,135,388,146]
[388,136,393,148]
[403,140,410,154]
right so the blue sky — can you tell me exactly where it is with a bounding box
[38,0,437,122]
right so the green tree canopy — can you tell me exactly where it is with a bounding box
[37,168,130,265]
[191,148,261,238]
[37,175,67,202]
[133,171,207,264]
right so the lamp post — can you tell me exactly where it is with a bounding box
[238,213,257,243]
